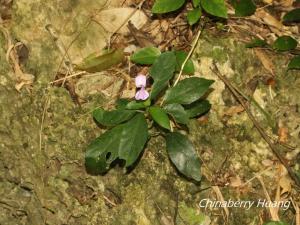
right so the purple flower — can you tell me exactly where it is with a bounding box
[135,86,149,100]
[135,74,147,88]
[135,74,149,100]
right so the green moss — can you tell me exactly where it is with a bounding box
[1,2,299,224]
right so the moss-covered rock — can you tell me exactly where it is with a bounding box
[0,2,299,225]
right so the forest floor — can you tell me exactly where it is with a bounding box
[0,0,300,224]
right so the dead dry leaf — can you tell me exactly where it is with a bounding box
[262,159,274,167]
[278,127,289,144]
[257,176,280,221]
[224,105,245,116]
[212,186,229,221]
[14,73,34,91]
[254,9,285,35]
[278,0,293,7]
[1,26,34,91]
[93,7,147,34]
[262,0,273,4]
[255,9,283,30]
[128,21,156,47]
[229,176,243,187]
[279,176,292,196]
[254,49,275,76]
[160,215,174,225]
[9,45,34,91]
[277,164,289,177]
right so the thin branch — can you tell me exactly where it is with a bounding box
[49,71,87,84]
[211,62,300,187]
[173,23,205,86]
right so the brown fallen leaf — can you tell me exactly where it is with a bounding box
[229,176,243,187]
[127,21,156,47]
[53,72,81,106]
[197,115,209,124]
[262,159,274,167]
[254,49,275,76]
[255,9,283,30]
[278,127,289,144]
[211,186,229,221]
[9,45,34,91]
[279,175,292,196]
[160,215,174,225]
[262,0,273,4]
[255,9,284,35]
[257,176,280,221]
[1,26,34,91]
[246,76,260,95]
[224,105,245,116]
[0,0,12,21]
[278,0,293,7]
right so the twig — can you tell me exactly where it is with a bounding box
[49,71,86,84]
[211,62,300,187]
[160,23,206,107]
[45,24,74,86]
[290,197,300,225]
[39,19,93,152]
[257,176,280,221]
[242,166,272,187]
[173,23,205,86]
[105,0,147,45]
[103,195,117,207]
[211,186,229,222]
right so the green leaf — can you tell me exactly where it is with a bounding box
[152,0,185,14]
[164,103,189,124]
[175,51,195,74]
[164,77,214,105]
[283,8,300,23]
[231,0,256,17]
[93,108,136,126]
[130,47,161,65]
[125,99,151,110]
[115,98,130,109]
[187,8,202,26]
[150,51,177,99]
[149,106,171,130]
[185,100,211,118]
[200,0,228,18]
[263,221,289,225]
[272,36,298,51]
[166,132,201,181]
[75,49,124,72]
[85,113,148,174]
[245,38,268,48]
[288,55,300,70]
[192,0,201,7]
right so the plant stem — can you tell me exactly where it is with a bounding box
[173,22,205,86]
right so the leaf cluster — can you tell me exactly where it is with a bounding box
[151,0,259,26]
[86,48,214,181]
[246,36,300,70]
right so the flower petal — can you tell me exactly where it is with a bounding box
[135,87,149,100]
[135,74,147,88]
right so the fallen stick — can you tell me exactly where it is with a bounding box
[211,62,300,187]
